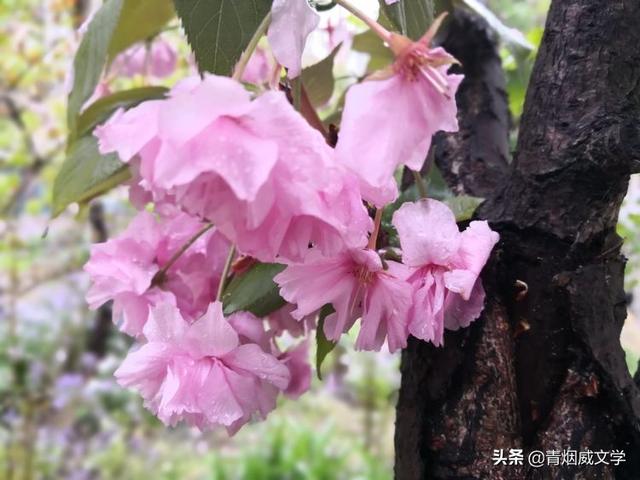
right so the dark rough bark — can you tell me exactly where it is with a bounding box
[394,1,640,479]
[432,9,511,198]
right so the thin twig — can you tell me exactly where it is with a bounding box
[152,223,214,285]
[368,208,384,250]
[216,245,237,302]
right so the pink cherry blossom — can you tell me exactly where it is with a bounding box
[278,340,311,399]
[392,199,499,345]
[336,19,463,207]
[112,39,177,78]
[95,75,371,262]
[267,304,315,338]
[84,210,229,336]
[268,0,320,78]
[115,302,290,433]
[226,310,311,398]
[275,248,412,353]
[227,310,272,352]
[241,47,277,85]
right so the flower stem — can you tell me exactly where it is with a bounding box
[368,208,384,250]
[333,0,391,43]
[232,11,273,82]
[216,244,237,302]
[153,223,213,285]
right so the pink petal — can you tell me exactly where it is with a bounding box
[336,69,462,206]
[356,270,412,353]
[444,280,486,331]
[153,116,279,200]
[195,362,245,427]
[157,75,252,146]
[142,302,190,344]
[84,211,161,309]
[268,0,320,78]
[335,75,408,206]
[444,221,498,300]
[149,39,177,78]
[222,344,290,390]
[112,289,175,337]
[322,290,361,342]
[443,269,478,301]
[275,250,357,320]
[241,47,275,84]
[95,101,161,161]
[407,267,447,346]
[184,302,239,358]
[267,304,310,338]
[228,310,271,351]
[114,342,173,401]
[392,199,461,267]
[279,341,311,399]
[455,220,500,275]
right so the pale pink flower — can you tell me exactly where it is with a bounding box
[227,310,311,398]
[241,47,276,85]
[84,210,228,336]
[268,0,320,78]
[227,310,272,352]
[115,302,290,433]
[275,249,412,353]
[336,16,463,207]
[112,39,177,78]
[95,75,371,262]
[148,40,178,78]
[278,340,311,398]
[392,199,499,345]
[267,304,315,338]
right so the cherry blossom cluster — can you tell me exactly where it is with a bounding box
[84,0,498,434]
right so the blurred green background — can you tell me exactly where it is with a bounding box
[7,1,640,479]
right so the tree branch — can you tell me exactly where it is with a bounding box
[432,8,511,197]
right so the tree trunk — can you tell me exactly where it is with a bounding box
[394,1,640,479]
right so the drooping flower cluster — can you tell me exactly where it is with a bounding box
[85,208,229,336]
[96,75,370,262]
[115,302,302,433]
[83,1,498,435]
[112,39,177,79]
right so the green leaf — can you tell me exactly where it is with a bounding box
[425,165,452,201]
[301,45,340,108]
[352,30,394,73]
[67,0,124,134]
[444,195,484,222]
[52,136,130,217]
[76,86,169,138]
[222,262,286,317]
[173,0,272,75]
[316,305,337,380]
[380,0,434,40]
[108,0,175,61]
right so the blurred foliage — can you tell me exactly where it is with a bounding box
[9,0,640,479]
[487,0,549,128]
